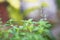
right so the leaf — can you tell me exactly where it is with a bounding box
[7,0,20,9]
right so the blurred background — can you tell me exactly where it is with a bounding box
[0,0,60,23]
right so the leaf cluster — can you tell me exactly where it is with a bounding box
[0,19,55,40]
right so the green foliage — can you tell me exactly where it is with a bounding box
[0,19,55,40]
[7,6,23,25]
[56,0,60,9]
